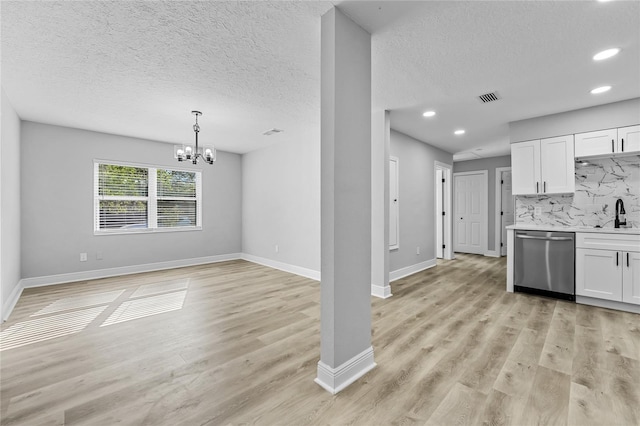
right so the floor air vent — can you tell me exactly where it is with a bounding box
[478,92,500,103]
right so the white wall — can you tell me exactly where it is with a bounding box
[242,136,320,274]
[1,88,22,319]
[20,122,242,280]
[509,97,640,143]
[454,155,511,252]
[389,130,453,272]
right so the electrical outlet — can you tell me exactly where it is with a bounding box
[275,245,279,253]
[534,206,542,216]
[80,253,88,262]
[416,246,420,255]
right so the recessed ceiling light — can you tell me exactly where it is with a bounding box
[262,128,284,136]
[590,85,611,94]
[454,129,465,135]
[593,48,620,61]
[422,111,436,117]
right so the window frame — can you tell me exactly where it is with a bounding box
[94,160,202,235]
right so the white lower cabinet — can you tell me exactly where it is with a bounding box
[575,233,640,305]
[623,251,640,304]
[576,248,622,301]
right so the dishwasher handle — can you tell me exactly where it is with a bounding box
[516,234,573,241]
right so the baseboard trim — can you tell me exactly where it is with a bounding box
[20,253,242,289]
[2,282,24,321]
[371,284,392,299]
[315,346,376,394]
[484,250,500,258]
[241,253,320,281]
[389,258,437,282]
[576,296,640,314]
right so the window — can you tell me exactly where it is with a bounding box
[94,162,202,233]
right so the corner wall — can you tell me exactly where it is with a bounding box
[389,130,453,273]
[20,122,242,281]
[241,137,320,276]
[1,88,22,320]
[453,155,511,252]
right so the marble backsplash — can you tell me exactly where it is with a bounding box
[515,156,640,229]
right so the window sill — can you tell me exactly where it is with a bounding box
[94,226,202,236]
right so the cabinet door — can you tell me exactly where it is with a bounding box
[618,125,640,154]
[575,128,617,157]
[622,251,640,305]
[576,248,622,301]
[511,140,540,195]
[541,135,575,194]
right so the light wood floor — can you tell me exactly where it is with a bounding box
[1,254,638,425]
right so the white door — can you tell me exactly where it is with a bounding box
[540,135,575,194]
[500,170,513,256]
[574,128,618,157]
[622,251,640,305]
[618,125,640,154]
[576,248,622,301]
[389,157,399,250]
[436,169,443,259]
[511,140,540,195]
[454,172,486,255]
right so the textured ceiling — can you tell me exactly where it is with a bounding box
[2,1,640,158]
[1,1,332,154]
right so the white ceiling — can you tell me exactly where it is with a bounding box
[2,1,639,159]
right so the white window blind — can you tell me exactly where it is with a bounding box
[94,162,202,234]
[157,169,198,228]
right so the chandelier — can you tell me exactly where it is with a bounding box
[175,111,216,165]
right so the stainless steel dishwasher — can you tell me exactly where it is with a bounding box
[514,230,575,301]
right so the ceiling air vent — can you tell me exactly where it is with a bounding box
[478,92,500,103]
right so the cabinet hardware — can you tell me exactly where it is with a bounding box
[516,235,572,241]
[627,252,630,267]
[622,138,624,152]
[543,181,546,192]
[612,139,615,152]
[616,252,619,266]
[536,182,539,193]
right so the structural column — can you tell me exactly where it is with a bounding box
[315,7,375,394]
[371,110,391,298]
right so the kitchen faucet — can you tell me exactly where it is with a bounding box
[615,199,626,228]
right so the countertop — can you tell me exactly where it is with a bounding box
[506,224,640,235]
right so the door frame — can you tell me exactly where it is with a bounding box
[389,156,399,251]
[453,170,488,255]
[435,161,453,260]
[495,167,512,257]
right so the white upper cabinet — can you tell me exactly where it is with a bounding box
[575,125,640,158]
[618,125,640,154]
[511,140,540,195]
[540,135,575,194]
[511,135,574,195]
[574,128,618,157]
